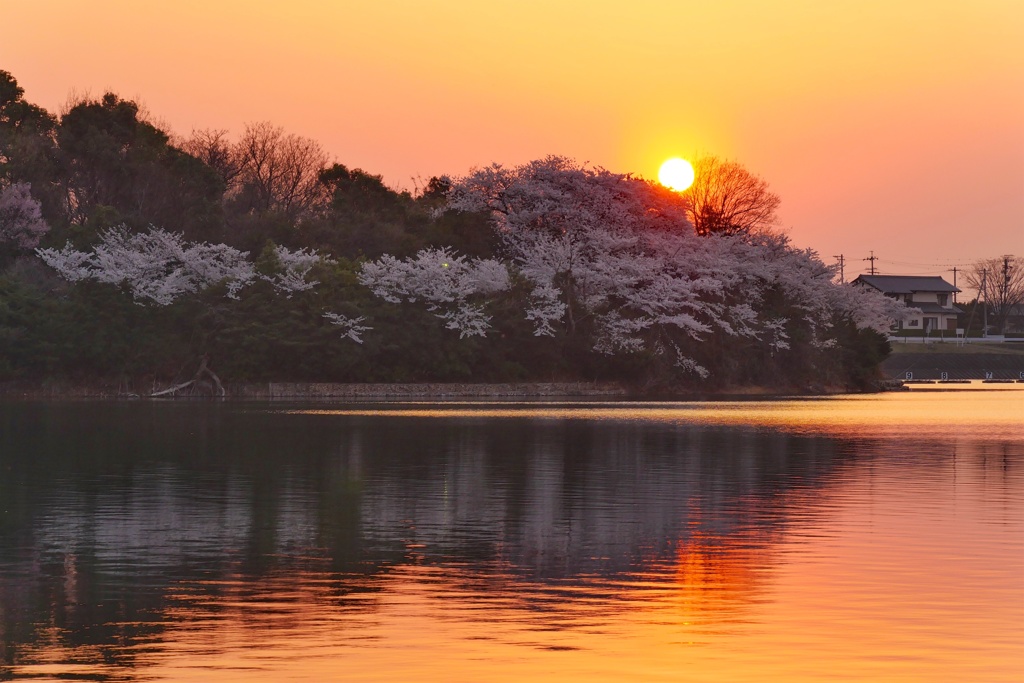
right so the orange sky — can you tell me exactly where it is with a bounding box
[3,0,1022,276]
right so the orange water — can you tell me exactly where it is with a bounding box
[1,386,1021,681]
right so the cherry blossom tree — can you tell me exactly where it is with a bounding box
[260,244,327,297]
[34,225,338,395]
[322,312,371,344]
[446,158,748,373]
[359,247,509,338]
[443,157,905,379]
[36,226,331,305]
[37,226,256,305]
[0,182,48,249]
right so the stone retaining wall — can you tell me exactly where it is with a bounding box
[229,382,628,399]
[881,353,1024,380]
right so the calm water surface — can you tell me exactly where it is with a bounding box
[1,386,1021,681]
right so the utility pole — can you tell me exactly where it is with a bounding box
[833,254,845,283]
[999,256,1012,336]
[863,251,878,275]
[949,267,958,303]
[981,268,988,337]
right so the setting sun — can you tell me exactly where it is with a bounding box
[658,158,695,192]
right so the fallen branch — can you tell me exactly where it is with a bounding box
[150,379,195,398]
[148,355,226,398]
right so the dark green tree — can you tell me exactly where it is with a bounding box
[0,71,61,225]
[57,93,224,241]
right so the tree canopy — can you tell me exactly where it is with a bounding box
[0,70,904,394]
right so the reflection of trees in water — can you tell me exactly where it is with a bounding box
[0,403,1020,675]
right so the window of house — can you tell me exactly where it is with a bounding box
[938,293,948,306]
[908,319,919,327]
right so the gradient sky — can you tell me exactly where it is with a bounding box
[4,0,1022,278]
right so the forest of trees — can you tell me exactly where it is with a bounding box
[0,70,904,394]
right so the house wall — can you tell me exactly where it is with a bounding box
[910,292,940,304]
[902,311,959,332]
[903,290,958,332]
[855,278,960,333]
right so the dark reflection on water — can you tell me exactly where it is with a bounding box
[0,396,1021,681]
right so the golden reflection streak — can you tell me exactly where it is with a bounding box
[282,385,1024,441]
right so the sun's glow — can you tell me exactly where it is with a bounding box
[659,158,695,192]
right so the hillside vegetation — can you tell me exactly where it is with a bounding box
[0,71,900,394]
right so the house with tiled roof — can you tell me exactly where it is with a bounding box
[852,275,960,333]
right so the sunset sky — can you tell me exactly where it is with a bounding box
[3,0,1022,278]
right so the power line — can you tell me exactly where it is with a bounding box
[879,259,974,268]
[863,251,878,275]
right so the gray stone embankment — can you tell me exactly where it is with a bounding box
[230,382,628,399]
[882,350,1024,380]
[0,380,628,400]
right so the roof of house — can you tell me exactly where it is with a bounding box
[853,275,960,294]
[911,302,958,314]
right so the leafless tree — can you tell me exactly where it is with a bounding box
[179,128,243,191]
[683,155,781,237]
[964,255,1024,334]
[233,122,329,220]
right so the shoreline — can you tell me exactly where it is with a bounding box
[0,379,899,401]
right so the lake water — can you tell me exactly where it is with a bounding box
[1,385,1022,681]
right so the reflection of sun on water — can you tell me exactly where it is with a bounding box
[289,384,1024,442]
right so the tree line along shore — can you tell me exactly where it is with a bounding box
[0,70,903,396]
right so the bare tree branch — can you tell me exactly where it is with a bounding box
[684,156,781,237]
[963,255,1024,334]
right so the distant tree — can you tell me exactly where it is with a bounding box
[424,175,451,196]
[0,71,61,223]
[232,122,329,220]
[179,128,243,192]
[319,163,403,215]
[57,93,224,239]
[683,155,781,237]
[964,256,1024,334]
[301,163,428,260]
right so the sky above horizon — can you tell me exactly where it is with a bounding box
[3,0,1022,278]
